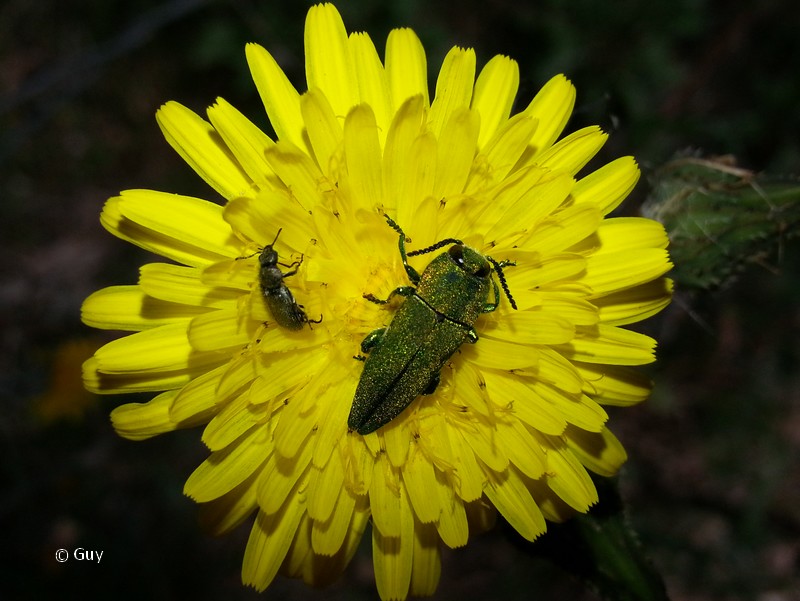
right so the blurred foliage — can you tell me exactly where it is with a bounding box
[2,0,799,600]
[644,154,800,290]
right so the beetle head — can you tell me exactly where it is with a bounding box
[259,246,279,268]
[448,245,492,278]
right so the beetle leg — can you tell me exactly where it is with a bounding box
[363,286,416,305]
[482,276,502,313]
[382,214,422,283]
[280,254,304,277]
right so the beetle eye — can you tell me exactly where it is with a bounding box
[474,263,491,277]
[448,245,465,269]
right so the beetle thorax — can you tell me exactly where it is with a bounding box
[415,248,491,326]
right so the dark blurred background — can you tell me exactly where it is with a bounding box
[2,0,799,599]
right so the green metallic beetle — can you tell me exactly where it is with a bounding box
[257,229,321,330]
[348,215,516,434]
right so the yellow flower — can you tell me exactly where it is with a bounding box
[82,3,672,599]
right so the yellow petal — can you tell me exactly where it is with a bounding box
[82,355,215,394]
[505,252,586,291]
[372,484,414,601]
[409,521,442,597]
[594,278,674,325]
[477,113,539,187]
[242,490,307,592]
[343,104,383,209]
[170,363,227,422]
[396,131,437,229]
[483,169,572,241]
[187,308,253,352]
[222,193,314,254]
[485,468,546,541]
[546,446,598,512]
[526,204,600,256]
[264,141,325,211]
[257,438,312,515]
[464,337,539,370]
[496,420,546,480]
[565,425,628,477]
[446,428,485,502]
[382,95,425,216]
[92,321,195,373]
[206,97,278,189]
[575,362,653,406]
[100,195,232,268]
[349,31,392,137]
[572,156,640,215]
[370,454,402,537]
[520,74,576,161]
[593,216,670,252]
[402,444,441,523]
[81,286,205,331]
[489,309,575,345]
[584,249,672,295]
[246,43,304,148]
[202,391,268,452]
[483,371,567,436]
[385,28,428,110]
[110,390,180,440]
[139,263,241,307]
[429,47,476,139]
[198,472,259,535]
[308,454,345,522]
[156,101,252,200]
[184,424,268,502]
[311,486,357,556]
[472,55,519,148]
[531,382,608,432]
[433,107,480,198]
[305,3,356,118]
[558,324,657,365]
[300,87,343,176]
[116,189,241,261]
[534,126,608,175]
[433,470,468,547]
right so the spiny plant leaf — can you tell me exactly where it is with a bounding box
[642,155,800,290]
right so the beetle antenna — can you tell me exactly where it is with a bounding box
[408,238,463,256]
[488,257,517,310]
[269,228,283,247]
[382,215,407,241]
